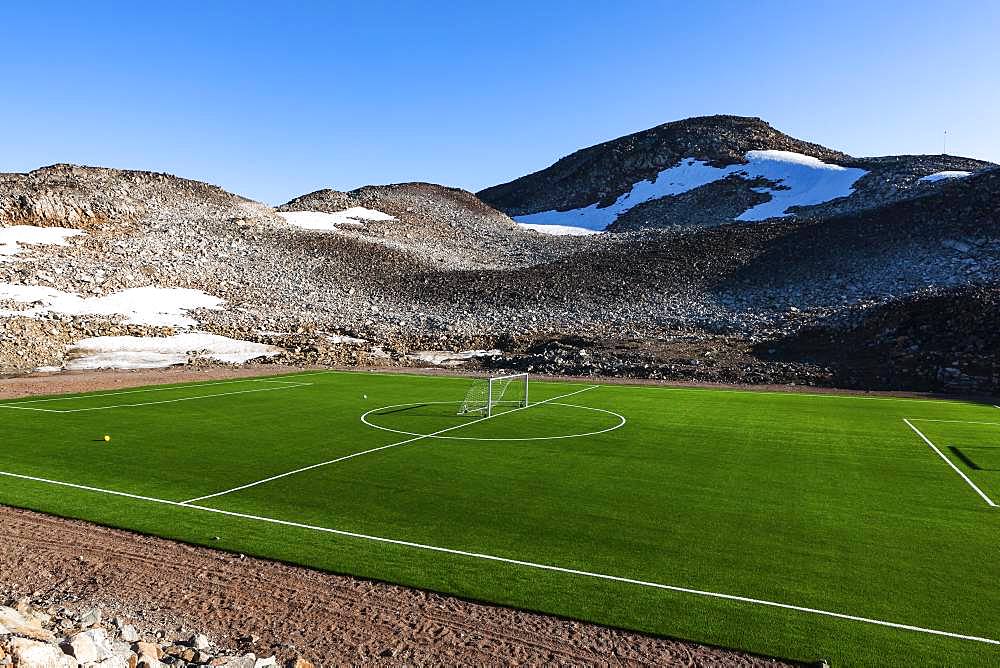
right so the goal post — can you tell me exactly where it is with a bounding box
[458,373,529,417]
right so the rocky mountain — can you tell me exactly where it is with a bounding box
[478,115,995,232]
[0,115,997,394]
[278,182,572,270]
[0,164,272,230]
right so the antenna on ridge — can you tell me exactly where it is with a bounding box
[943,130,947,155]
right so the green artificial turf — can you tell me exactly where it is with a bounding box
[1,370,998,666]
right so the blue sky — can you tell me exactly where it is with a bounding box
[2,1,997,204]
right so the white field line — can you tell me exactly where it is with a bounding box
[296,369,1000,408]
[359,400,627,442]
[179,385,600,505]
[280,368,998,407]
[903,419,998,508]
[273,369,977,404]
[270,369,599,387]
[0,468,997,647]
[52,366,979,407]
[0,383,313,414]
[0,377,305,405]
[909,419,1000,426]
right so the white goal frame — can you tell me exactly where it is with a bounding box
[458,373,529,417]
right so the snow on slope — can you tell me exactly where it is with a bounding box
[0,226,83,260]
[66,333,282,370]
[517,223,600,236]
[279,208,395,231]
[735,151,868,221]
[513,151,868,231]
[0,285,223,327]
[919,170,972,183]
[408,349,501,366]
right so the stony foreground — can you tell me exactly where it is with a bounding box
[0,505,793,667]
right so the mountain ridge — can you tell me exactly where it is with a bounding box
[0,117,996,393]
[478,115,995,231]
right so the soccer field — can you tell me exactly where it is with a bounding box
[1,370,998,666]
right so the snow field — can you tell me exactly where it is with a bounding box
[514,151,869,232]
[278,208,396,231]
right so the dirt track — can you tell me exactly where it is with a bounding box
[0,505,793,666]
[0,366,803,665]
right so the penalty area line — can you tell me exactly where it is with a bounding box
[0,383,314,413]
[179,385,600,504]
[0,377,311,405]
[0,468,997,647]
[903,419,997,508]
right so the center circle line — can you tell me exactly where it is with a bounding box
[360,400,626,441]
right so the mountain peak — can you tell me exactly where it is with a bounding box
[478,115,994,232]
[477,115,851,217]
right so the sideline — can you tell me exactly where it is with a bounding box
[0,466,996,648]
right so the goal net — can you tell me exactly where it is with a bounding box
[458,373,529,417]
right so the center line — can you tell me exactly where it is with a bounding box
[179,385,600,504]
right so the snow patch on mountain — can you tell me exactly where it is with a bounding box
[0,285,223,327]
[66,332,282,369]
[514,151,868,231]
[0,226,84,260]
[735,151,869,221]
[517,223,600,236]
[919,170,972,183]
[279,208,395,231]
[408,349,501,366]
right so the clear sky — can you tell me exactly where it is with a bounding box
[2,1,997,204]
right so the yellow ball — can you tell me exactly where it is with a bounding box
[103,435,111,442]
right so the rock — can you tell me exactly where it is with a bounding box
[0,606,56,642]
[79,607,102,628]
[82,628,116,661]
[213,654,256,668]
[136,656,164,668]
[164,645,196,662]
[253,658,277,668]
[942,238,972,253]
[67,631,100,663]
[286,660,314,668]
[190,633,210,651]
[120,624,140,643]
[10,637,75,668]
[64,628,116,664]
[93,657,130,668]
[136,642,162,660]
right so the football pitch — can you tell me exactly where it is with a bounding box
[1,370,998,666]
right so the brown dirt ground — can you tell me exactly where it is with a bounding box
[0,505,794,666]
[0,366,805,666]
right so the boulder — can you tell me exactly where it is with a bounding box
[119,625,140,643]
[10,637,76,668]
[66,631,100,663]
[0,606,56,642]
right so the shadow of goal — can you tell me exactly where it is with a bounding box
[949,445,1000,471]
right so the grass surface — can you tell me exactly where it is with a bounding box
[1,370,998,666]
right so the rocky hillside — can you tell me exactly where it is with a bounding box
[278,182,577,270]
[0,164,272,230]
[478,115,994,231]
[0,114,997,394]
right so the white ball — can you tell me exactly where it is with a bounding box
[363,394,368,399]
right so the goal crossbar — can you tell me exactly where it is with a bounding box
[458,373,529,417]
